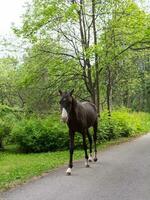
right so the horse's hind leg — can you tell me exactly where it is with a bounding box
[82,131,90,168]
[93,121,98,162]
[87,129,93,162]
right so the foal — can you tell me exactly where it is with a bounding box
[59,90,98,175]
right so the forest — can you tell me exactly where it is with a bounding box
[1,0,149,113]
[0,0,150,189]
[0,0,150,148]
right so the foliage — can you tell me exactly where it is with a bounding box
[0,120,9,149]
[99,109,150,141]
[11,116,68,152]
[0,104,19,148]
[11,109,150,153]
[0,0,149,191]
[99,1,150,113]
[0,0,149,114]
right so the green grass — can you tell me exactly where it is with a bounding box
[0,147,84,191]
[1,109,150,191]
[0,135,143,192]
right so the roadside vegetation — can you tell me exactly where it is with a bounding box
[0,0,149,192]
[0,108,150,191]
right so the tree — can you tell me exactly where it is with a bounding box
[14,38,89,113]
[0,57,18,106]
[98,0,149,113]
[14,0,108,113]
[12,0,150,114]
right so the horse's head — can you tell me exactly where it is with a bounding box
[59,89,74,123]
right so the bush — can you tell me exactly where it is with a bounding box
[11,115,84,153]
[11,109,150,153]
[0,104,18,149]
[0,119,10,149]
[98,108,150,142]
[98,111,113,141]
[11,116,69,152]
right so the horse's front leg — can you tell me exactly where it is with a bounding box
[66,130,74,175]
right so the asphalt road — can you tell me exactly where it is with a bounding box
[1,134,150,200]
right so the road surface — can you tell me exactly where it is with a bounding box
[1,134,150,200]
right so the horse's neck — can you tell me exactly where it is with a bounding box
[70,97,78,119]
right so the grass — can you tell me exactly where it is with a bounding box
[0,135,143,192]
[1,109,150,191]
[0,146,84,192]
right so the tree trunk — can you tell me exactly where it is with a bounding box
[0,139,3,150]
[106,66,112,117]
[92,0,100,114]
[77,1,97,108]
[106,66,113,139]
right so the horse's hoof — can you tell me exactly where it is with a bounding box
[88,156,93,162]
[66,172,71,176]
[85,164,90,168]
[66,168,71,175]
[94,157,98,162]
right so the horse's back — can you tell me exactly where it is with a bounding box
[81,102,97,113]
[81,102,97,127]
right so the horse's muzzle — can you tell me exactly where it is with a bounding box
[61,116,68,123]
[61,108,68,123]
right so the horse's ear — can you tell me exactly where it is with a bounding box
[70,89,74,96]
[59,90,63,96]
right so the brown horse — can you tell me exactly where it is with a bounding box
[59,89,98,175]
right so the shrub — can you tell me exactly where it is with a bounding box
[11,108,150,153]
[98,108,150,142]
[111,110,133,137]
[0,104,18,149]
[11,116,69,152]
[0,119,10,149]
[98,111,113,141]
